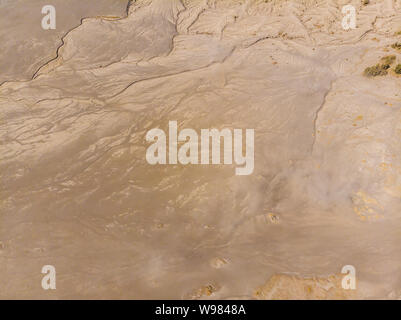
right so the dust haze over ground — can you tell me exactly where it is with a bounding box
[0,0,401,299]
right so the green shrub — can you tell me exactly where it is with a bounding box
[363,64,389,77]
[391,42,401,50]
[395,64,401,74]
[381,55,396,65]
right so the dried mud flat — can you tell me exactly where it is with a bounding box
[1,0,401,299]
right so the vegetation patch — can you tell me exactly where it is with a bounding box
[381,55,396,65]
[364,64,390,77]
[391,42,401,50]
[364,55,399,77]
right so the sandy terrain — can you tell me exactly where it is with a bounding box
[1,0,401,299]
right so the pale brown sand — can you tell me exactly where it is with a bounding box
[0,0,130,84]
[0,0,401,299]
